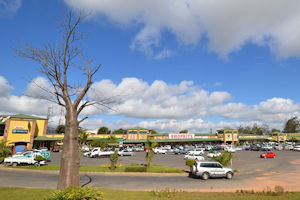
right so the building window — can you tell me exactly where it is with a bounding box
[0,125,5,136]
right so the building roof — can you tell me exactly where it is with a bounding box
[34,136,62,141]
[126,126,149,131]
[239,137,269,140]
[0,114,47,120]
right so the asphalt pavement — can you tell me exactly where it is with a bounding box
[1,150,300,191]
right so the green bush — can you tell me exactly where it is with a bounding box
[34,156,46,162]
[185,159,196,167]
[0,141,12,163]
[45,186,102,200]
[124,166,147,172]
[109,150,119,170]
[212,151,233,167]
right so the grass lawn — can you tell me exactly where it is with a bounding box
[11,163,184,173]
[1,187,300,200]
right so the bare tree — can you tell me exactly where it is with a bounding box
[15,10,111,189]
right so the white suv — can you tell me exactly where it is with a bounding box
[191,161,234,180]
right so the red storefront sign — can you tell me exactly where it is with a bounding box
[168,134,195,139]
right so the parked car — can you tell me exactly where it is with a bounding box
[191,161,234,180]
[261,145,273,151]
[204,145,212,151]
[251,146,260,151]
[174,149,188,155]
[293,146,300,151]
[225,146,236,153]
[118,150,135,156]
[153,148,167,154]
[184,154,204,161]
[188,149,204,156]
[39,147,48,152]
[52,146,60,152]
[4,152,47,167]
[211,146,223,151]
[207,151,221,158]
[89,147,114,158]
[274,145,283,151]
[260,151,276,158]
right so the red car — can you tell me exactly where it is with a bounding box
[260,152,276,158]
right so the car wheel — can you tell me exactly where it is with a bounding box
[226,172,233,179]
[12,162,18,167]
[202,172,209,180]
[34,162,40,167]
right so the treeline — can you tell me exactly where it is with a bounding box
[238,117,300,135]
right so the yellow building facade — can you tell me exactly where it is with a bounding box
[0,114,48,152]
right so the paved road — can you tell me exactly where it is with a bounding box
[0,168,258,190]
[1,150,300,191]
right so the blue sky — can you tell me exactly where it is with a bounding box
[1,0,300,133]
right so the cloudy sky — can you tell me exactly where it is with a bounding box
[1,0,300,133]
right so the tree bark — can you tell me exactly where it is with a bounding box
[57,106,80,189]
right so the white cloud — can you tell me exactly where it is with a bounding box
[1,75,300,132]
[0,0,22,18]
[65,0,300,59]
[0,76,13,96]
[24,77,54,100]
[85,77,232,118]
[209,98,300,123]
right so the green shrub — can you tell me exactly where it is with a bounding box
[109,150,119,170]
[124,166,147,172]
[34,156,46,162]
[212,151,233,167]
[45,186,102,200]
[185,159,195,167]
[0,141,12,163]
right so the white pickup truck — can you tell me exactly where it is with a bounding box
[4,152,46,166]
[188,149,204,156]
[89,148,114,158]
[153,148,167,154]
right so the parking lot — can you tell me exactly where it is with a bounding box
[49,150,300,176]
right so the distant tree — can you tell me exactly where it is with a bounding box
[145,137,158,169]
[237,125,251,134]
[97,127,111,135]
[283,117,300,133]
[150,130,158,134]
[0,141,12,163]
[56,125,65,134]
[89,139,107,150]
[179,130,188,133]
[237,124,269,135]
[112,128,124,134]
[271,128,281,133]
[289,137,298,143]
[107,136,118,144]
[78,129,88,148]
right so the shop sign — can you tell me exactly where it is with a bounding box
[12,129,28,134]
[169,134,194,139]
[14,126,24,129]
[195,136,208,139]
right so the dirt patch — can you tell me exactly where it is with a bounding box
[290,159,300,165]
[256,177,267,180]
[255,169,262,172]
[262,171,280,176]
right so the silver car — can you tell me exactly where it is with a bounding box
[191,161,234,180]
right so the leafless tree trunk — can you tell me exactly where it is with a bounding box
[15,10,111,189]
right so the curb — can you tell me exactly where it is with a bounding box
[0,166,187,177]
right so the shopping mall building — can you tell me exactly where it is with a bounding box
[1,114,300,152]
